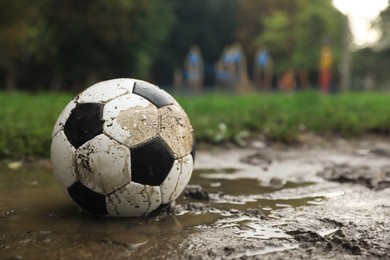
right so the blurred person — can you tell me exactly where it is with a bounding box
[184,46,204,94]
[253,47,273,91]
[215,47,233,90]
[278,70,296,92]
[229,43,252,93]
[215,44,253,93]
[319,44,332,93]
[296,69,311,89]
[173,69,184,93]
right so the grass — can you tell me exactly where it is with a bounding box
[178,91,390,143]
[1,90,389,159]
[0,92,73,159]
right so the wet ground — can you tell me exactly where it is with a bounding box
[1,134,390,259]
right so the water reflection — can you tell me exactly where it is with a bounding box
[0,164,326,258]
[0,165,326,232]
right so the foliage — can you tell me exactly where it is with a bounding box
[293,0,344,70]
[353,2,390,90]
[0,0,351,89]
[375,1,390,50]
[0,0,173,90]
[351,47,390,90]
[0,0,47,89]
[1,91,389,159]
[234,0,295,56]
[152,0,236,83]
[255,0,344,75]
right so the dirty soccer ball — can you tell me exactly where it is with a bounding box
[51,78,195,217]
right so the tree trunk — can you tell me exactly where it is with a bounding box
[50,74,63,91]
[340,16,352,92]
[5,65,16,91]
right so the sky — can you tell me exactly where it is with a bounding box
[333,0,389,47]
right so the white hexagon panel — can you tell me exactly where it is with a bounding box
[75,134,131,195]
[160,154,193,204]
[76,78,136,103]
[159,105,194,158]
[103,93,159,148]
[50,131,77,191]
[106,182,161,217]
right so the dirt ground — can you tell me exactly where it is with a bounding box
[175,134,390,259]
[1,134,390,259]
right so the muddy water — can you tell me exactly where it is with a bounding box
[0,161,322,259]
[1,137,390,259]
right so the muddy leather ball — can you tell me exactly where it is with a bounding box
[51,78,195,217]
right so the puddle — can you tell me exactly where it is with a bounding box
[187,167,324,213]
[208,195,325,212]
[194,167,316,193]
[217,216,291,240]
[0,164,325,258]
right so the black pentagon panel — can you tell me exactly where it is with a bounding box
[131,137,174,186]
[133,81,174,108]
[68,181,108,216]
[191,133,196,162]
[64,103,104,148]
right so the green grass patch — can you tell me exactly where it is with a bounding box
[1,91,389,159]
[177,91,390,143]
[0,92,73,159]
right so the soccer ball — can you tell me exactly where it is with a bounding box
[51,78,195,217]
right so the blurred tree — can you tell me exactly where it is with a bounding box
[293,0,344,71]
[255,0,344,86]
[376,0,390,50]
[255,11,292,74]
[0,0,173,90]
[235,0,293,57]
[41,0,173,90]
[131,0,174,79]
[353,1,390,90]
[152,0,236,84]
[0,0,46,90]
[0,0,349,90]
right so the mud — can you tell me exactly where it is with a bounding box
[318,163,390,190]
[1,134,390,259]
